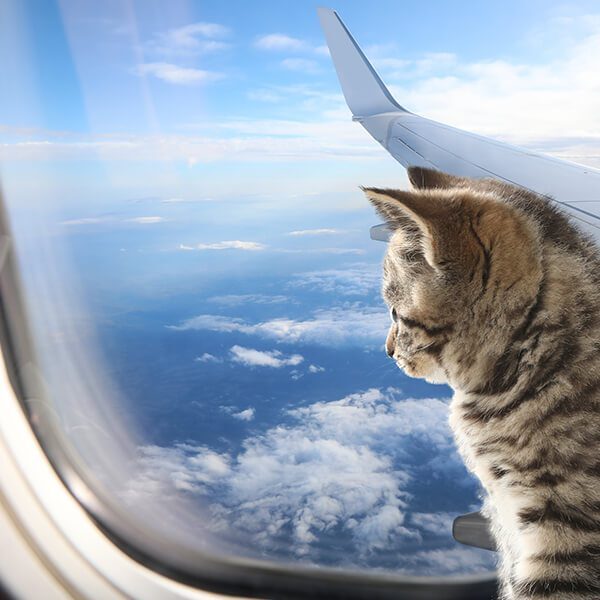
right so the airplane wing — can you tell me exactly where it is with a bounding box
[317,8,600,242]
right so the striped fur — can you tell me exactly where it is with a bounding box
[364,167,600,599]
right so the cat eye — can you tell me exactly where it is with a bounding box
[391,307,399,322]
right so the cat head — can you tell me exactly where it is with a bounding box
[363,167,543,387]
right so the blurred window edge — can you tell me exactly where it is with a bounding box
[0,192,498,600]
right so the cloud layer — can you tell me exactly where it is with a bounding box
[178,240,266,251]
[147,22,231,57]
[287,228,345,237]
[207,294,290,306]
[254,34,309,52]
[167,303,389,348]
[229,345,304,368]
[136,62,223,85]
[130,388,494,573]
[290,264,381,297]
[7,15,600,166]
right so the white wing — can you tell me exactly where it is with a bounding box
[318,8,600,240]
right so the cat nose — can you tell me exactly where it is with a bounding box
[385,325,397,358]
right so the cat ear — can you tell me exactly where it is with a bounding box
[361,186,427,227]
[407,166,464,190]
[362,186,477,274]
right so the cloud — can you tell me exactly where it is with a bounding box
[370,50,457,79]
[308,364,325,373]
[246,89,283,103]
[126,216,164,224]
[290,264,381,297]
[374,16,600,160]
[254,34,326,59]
[132,444,231,494]
[281,248,364,255]
[136,62,223,85]
[194,353,222,363]
[410,512,455,536]
[146,22,231,57]
[232,408,255,422]
[168,314,243,334]
[399,546,496,576]
[254,34,308,52]
[280,58,320,73]
[244,84,344,110]
[229,345,303,368]
[167,304,389,347]
[178,241,266,251]
[61,215,165,227]
[0,116,376,163]
[161,197,215,204]
[207,294,290,306]
[6,17,600,167]
[60,217,113,226]
[287,228,345,236]
[129,388,492,571]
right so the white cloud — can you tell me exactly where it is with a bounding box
[254,34,308,52]
[126,216,164,224]
[229,345,303,368]
[244,84,344,110]
[246,89,283,103]
[194,353,222,363]
[372,51,457,79]
[168,314,243,333]
[399,546,495,576]
[410,512,455,536]
[178,241,266,251]
[308,364,325,373]
[375,17,600,160]
[287,228,344,236]
[321,248,364,255]
[160,197,216,203]
[280,58,320,73]
[208,294,290,306]
[60,217,113,226]
[6,18,600,167]
[282,248,364,255]
[167,304,389,348]
[131,444,231,494]
[128,388,491,571]
[136,62,223,85]
[145,22,230,57]
[290,264,381,296]
[254,34,327,59]
[0,117,377,163]
[232,408,255,422]
[61,215,165,227]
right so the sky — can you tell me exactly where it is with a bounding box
[2,0,600,581]
[3,0,600,213]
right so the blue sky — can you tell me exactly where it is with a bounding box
[3,0,600,219]
[3,0,600,577]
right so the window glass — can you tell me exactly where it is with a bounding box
[15,0,590,578]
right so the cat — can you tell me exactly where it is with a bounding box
[363,167,600,600]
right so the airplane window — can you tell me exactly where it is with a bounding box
[19,0,597,594]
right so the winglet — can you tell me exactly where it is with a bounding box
[317,7,406,118]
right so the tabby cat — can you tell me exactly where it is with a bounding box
[364,167,600,599]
